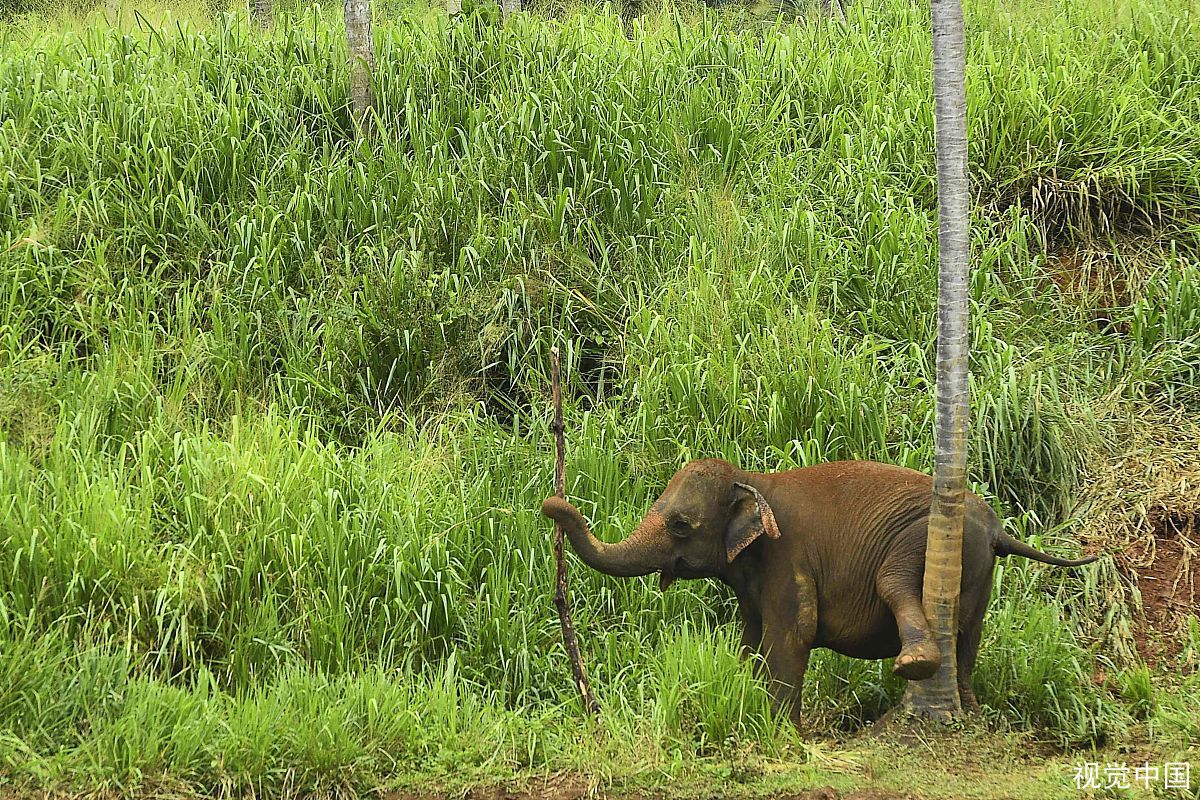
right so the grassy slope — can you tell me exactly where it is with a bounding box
[1,0,1199,795]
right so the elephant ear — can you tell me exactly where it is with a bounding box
[725,481,782,562]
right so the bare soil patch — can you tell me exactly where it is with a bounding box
[386,775,592,800]
[1041,233,1191,337]
[386,783,917,800]
[1045,246,1133,334]
[1128,505,1199,664]
[1075,412,1200,666]
[773,791,916,800]
[461,775,592,800]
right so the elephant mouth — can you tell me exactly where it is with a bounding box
[659,567,676,592]
[659,558,704,591]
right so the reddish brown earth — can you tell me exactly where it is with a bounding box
[387,777,917,800]
[1128,505,1199,665]
[773,792,916,800]
[1044,247,1132,335]
[459,775,589,800]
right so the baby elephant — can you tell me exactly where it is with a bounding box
[541,458,1097,721]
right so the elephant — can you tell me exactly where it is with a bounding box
[541,457,1098,722]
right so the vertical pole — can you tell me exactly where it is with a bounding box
[344,0,376,133]
[901,0,971,721]
[550,346,601,718]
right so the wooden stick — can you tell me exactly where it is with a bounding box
[550,346,601,718]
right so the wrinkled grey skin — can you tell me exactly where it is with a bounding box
[542,458,1097,724]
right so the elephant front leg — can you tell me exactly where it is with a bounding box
[736,596,762,662]
[759,573,817,727]
[762,642,810,728]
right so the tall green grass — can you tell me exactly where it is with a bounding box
[1,0,1198,792]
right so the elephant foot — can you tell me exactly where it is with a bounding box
[893,641,941,680]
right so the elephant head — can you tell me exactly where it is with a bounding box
[541,458,781,590]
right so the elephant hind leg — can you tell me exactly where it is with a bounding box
[876,561,940,681]
[956,618,984,712]
[956,553,992,712]
[884,592,941,680]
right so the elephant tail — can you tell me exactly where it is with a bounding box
[993,533,1099,567]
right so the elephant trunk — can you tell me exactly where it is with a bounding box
[541,497,667,578]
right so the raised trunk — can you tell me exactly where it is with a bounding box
[901,0,970,722]
[446,0,461,14]
[501,0,520,21]
[541,498,666,578]
[343,0,376,132]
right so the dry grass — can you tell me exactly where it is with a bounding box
[1074,410,1200,666]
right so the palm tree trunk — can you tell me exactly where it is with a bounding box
[900,0,970,721]
[252,0,273,28]
[343,0,376,132]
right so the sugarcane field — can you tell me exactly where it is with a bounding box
[0,0,1197,796]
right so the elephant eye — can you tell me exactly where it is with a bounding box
[669,517,694,538]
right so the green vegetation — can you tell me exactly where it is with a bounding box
[0,0,1198,795]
